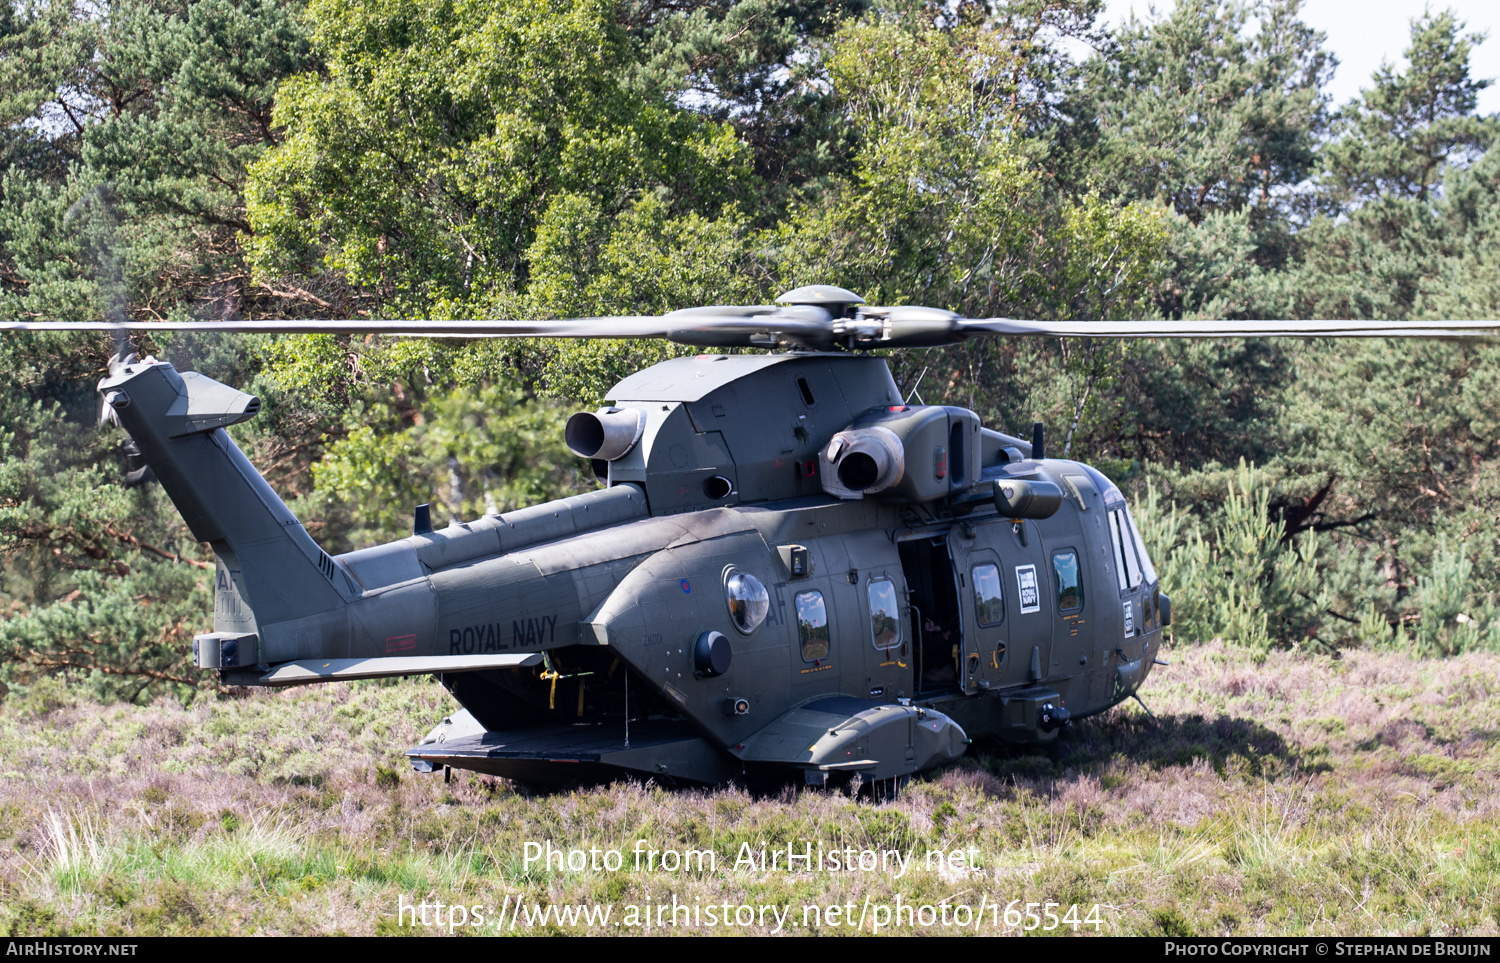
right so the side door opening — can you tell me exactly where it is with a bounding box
[898,535,961,693]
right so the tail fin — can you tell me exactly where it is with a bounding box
[99,358,352,665]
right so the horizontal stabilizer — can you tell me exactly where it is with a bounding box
[223,652,541,687]
[162,371,262,437]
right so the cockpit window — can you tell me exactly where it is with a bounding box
[1110,509,1143,589]
[1123,507,1158,584]
[1108,510,1129,591]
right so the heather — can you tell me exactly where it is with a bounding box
[2,641,1496,936]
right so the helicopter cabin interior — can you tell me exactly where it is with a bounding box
[897,536,963,693]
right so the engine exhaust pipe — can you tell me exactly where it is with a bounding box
[565,407,646,461]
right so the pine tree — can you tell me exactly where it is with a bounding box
[1324,9,1497,205]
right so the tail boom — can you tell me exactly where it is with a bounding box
[100,358,660,681]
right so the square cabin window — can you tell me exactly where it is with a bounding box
[972,563,1004,626]
[867,578,901,650]
[796,590,830,661]
[1053,551,1085,613]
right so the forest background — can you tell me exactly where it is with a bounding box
[3,0,1500,697]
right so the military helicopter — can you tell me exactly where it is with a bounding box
[8,285,1498,788]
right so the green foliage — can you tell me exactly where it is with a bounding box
[0,355,211,699]
[528,196,762,318]
[1324,10,1497,205]
[1088,0,1332,228]
[1226,13,1499,323]
[247,0,752,315]
[523,194,762,399]
[1393,538,1500,657]
[619,0,868,213]
[1,0,315,324]
[1415,149,1500,319]
[766,13,1167,457]
[1139,454,1500,659]
[0,0,321,698]
[252,2,1170,419]
[781,15,1167,320]
[310,382,591,548]
[1138,463,1322,654]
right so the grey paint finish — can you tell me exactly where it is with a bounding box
[101,361,349,655]
[103,350,1165,785]
[225,652,542,687]
[737,700,967,781]
[608,355,901,512]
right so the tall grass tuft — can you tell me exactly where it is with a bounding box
[43,809,115,893]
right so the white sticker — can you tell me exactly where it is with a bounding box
[1016,564,1040,614]
[1123,600,1135,637]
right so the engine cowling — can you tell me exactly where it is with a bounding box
[821,427,905,499]
[820,405,980,503]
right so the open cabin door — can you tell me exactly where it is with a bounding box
[897,533,963,695]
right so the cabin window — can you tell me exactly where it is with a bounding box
[1052,551,1085,612]
[795,590,830,661]
[867,578,901,650]
[972,563,1005,626]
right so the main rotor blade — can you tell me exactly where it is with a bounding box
[0,317,672,337]
[660,304,833,346]
[9,312,1500,347]
[956,318,1500,339]
[0,305,842,348]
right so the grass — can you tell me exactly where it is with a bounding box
[0,642,1497,936]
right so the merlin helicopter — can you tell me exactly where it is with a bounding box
[8,285,1499,788]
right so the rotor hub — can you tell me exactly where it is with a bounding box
[775,285,865,315]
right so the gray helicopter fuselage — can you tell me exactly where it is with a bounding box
[100,350,1165,786]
